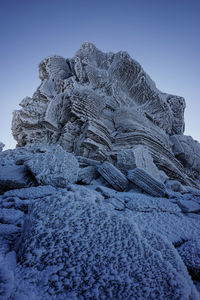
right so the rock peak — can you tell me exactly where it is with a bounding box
[11,43,200,186]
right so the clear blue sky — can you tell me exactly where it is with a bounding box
[1,0,200,149]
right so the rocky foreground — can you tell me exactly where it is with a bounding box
[0,43,200,299]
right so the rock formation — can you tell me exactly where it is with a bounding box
[12,42,200,188]
[0,43,200,299]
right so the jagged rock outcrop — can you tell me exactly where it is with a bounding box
[0,144,79,192]
[171,134,200,179]
[11,42,200,189]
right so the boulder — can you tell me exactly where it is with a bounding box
[24,145,79,187]
[0,165,31,193]
[128,168,166,197]
[117,146,161,180]
[78,166,99,184]
[177,199,200,213]
[97,162,129,191]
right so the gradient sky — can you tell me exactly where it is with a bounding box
[0,0,200,149]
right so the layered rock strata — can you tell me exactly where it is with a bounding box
[12,42,200,189]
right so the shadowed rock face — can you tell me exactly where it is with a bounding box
[11,42,199,185]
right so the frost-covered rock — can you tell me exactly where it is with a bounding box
[24,145,79,187]
[0,186,57,214]
[16,187,198,299]
[77,156,101,167]
[128,167,166,197]
[1,42,200,299]
[2,185,57,200]
[95,186,200,244]
[171,134,200,179]
[78,166,99,184]
[166,180,184,193]
[0,209,23,226]
[177,199,200,213]
[0,165,32,193]
[0,251,16,300]
[11,42,199,189]
[117,146,161,180]
[97,162,129,191]
[177,240,200,281]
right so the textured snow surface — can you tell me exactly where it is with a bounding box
[96,186,200,244]
[0,183,199,299]
[13,186,198,299]
[177,239,200,281]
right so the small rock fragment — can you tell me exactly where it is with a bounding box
[77,156,101,167]
[78,166,99,184]
[166,180,183,193]
[177,199,200,213]
[107,197,125,210]
[159,170,169,183]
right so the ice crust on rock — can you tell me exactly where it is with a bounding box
[0,144,79,189]
[0,183,199,298]
[0,251,16,300]
[24,144,79,187]
[128,167,166,197]
[171,134,200,179]
[117,145,161,180]
[177,240,200,281]
[0,165,32,193]
[94,186,200,244]
[11,42,200,187]
[78,165,99,184]
[97,162,129,191]
[177,199,200,213]
[1,43,200,299]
